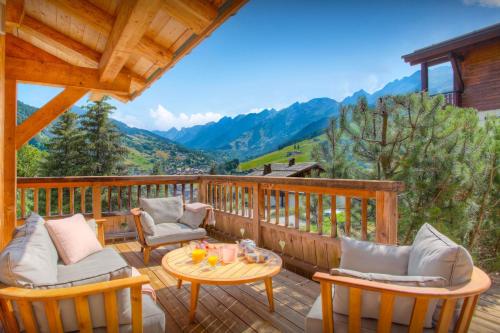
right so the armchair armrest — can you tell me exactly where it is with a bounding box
[95,218,106,246]
[312,267,490,333]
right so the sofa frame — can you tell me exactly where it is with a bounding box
[313,266,491,333]
[131,208,209,265]
[0,219,152,333]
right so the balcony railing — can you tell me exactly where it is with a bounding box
[16,175,404,275]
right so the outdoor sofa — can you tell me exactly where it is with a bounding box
[306,223,491,332]
[0,213,165,333]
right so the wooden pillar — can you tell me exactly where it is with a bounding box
[450,54,463,107]
[0,1,6,248]
[421,62,428,92]
[2,79,17,248]
[375,191,398,244]
[92,186,102,219]
[252,184,261,246]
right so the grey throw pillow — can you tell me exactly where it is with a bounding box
[0,213,58,287]
[140,196,183,224]
[331,268,445,328]
[339,237,412,275]
[408,223,473,286]
[179,209,205,229]
[140,211,156,236]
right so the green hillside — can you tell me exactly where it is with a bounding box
[239,134,326,171]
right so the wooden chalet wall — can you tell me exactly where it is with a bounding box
[460,41,500,111]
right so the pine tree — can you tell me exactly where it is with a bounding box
[80,98,127,175]
[42,112,85,176]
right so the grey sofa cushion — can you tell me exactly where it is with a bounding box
[140,196,183,224]
[408,223,473,286]
[139,211,156,236]
[24,248,132,333]
[179,209,205,229]
[145,223,206,246]
[0,213,58,287]
[331,268,445,328]
[92,294,166,333]
[339,237,411,275]
[306,294,435,333]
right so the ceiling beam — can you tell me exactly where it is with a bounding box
[48,0,173,66]
[5,0,24,29]
[100,0,163,83]
[12,15,100,68]
[16,87,89,149]
[162,0,218,34]
[6,56,132,93]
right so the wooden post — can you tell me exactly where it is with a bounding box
[0,2,5,248]
[252,184,261,246]
[375,191,398,244]
[1,78,16,248]
[421,62,428,92]
[198,180,206,203]
[92,186,102,219]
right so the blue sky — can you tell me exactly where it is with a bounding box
[19,0,500,131]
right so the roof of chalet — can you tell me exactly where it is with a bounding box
[4,0,248,102]
[402,23,500,65]
[247,162,324,177]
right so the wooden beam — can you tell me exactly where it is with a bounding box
[0,1,6,249]
[48,0,173,66]
[421,62,428,92]
[162,0,218,34]
[5,0,24,28]
[13,15,100,68]
[100,0,162,82]
[6,56,132,93]
[15,87,88,149]
[2,79,16,248]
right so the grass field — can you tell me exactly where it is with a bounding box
[238,134,326,171]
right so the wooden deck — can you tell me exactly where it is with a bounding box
[111,241,499,333]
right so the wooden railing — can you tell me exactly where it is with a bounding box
[16,175,404,274]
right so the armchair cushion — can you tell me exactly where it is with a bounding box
[139,210,156,236]
[408,223,473,286]
[25,248,133,333]
[339,237,411,275]
[0,213,58,287]
[140,196,183,224]
[331,268,445,328]
[145,222,206,246]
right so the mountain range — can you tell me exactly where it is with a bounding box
[18,102,214,174]
[154,67,452,160]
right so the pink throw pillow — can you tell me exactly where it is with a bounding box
[45,214,103,265]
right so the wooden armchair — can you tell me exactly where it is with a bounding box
[313,266,491,333]
[0,275,150,333]
[131,208,209,264]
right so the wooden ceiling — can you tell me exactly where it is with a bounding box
[4,0,248,102]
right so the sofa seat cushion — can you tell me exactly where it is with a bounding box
[0,213,58,287]
[91,294,166,333]
[25,248,133,333]
[408,223,473,286]
[145,223,206,246]
[339,237,411,275]
[331,269,445,328]
[140,196,183,224]
[306,295,435,333]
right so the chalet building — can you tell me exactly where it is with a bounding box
[402,23,500,118]
[248,158,324,177]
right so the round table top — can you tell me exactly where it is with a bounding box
[161,244,282,285]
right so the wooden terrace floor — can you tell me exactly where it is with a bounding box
[110,240,499,333]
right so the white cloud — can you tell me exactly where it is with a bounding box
[149,105,222,130]
[463,0,500,7]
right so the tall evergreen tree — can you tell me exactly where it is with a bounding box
[42,112,85,176]
[80,98,127,175]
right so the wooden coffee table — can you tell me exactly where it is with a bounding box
[161,244,282,322]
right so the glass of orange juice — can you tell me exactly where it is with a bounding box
[192,248,206,264]
[207,255,218,269]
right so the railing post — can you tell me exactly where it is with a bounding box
[198,180,207,203]
[92,185,102,219]
[253,184,262,246]
[375,191,398,244]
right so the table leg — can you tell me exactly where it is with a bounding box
[189,282,200,322]
[264,277,274,312]
[177,279,182,289]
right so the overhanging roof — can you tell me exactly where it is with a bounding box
[4,0,248,102]
[402,23,500,66]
